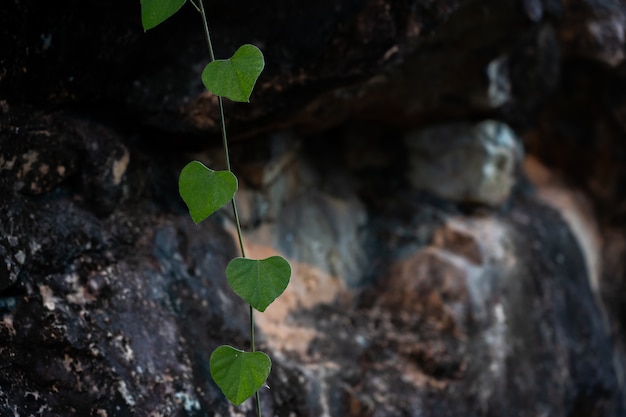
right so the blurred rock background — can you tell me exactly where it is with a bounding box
[1,0,626,415]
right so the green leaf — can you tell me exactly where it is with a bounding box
[178,161,237,224]
[226,256,290,312]
[210,345,271,406]
[141,0,186,31]
[202,44,265,102]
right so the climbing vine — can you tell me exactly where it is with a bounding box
[140,1,291,415]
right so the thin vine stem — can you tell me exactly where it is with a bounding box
[197,1,261,415]
[187,0,200,13]
[198,0,215,61]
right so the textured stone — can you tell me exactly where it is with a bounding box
[3,0,626,415]
[373,204,623,417]
[0,116,249,414]
[560,0,626,66]
[404,120,523,206]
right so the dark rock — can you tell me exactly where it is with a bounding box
[559,0,626,66]
[2,0,626,416]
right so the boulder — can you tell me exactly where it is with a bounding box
[404,120,523,206]
[2,0,626,415]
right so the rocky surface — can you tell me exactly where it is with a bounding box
[2,0,626,416]
[404,120,523,206]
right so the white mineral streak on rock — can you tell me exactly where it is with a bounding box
[112,148,130,186]
[486,55,511,107]
[39,285,59,311]
[117,380,136,407]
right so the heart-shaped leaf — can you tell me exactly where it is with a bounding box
[178,161,237,224]
[141,0,186,31]
[202,44,265,103]
[210,345,271,406]
[226,256,290,312]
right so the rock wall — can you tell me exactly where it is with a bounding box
[1,0,626,416]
